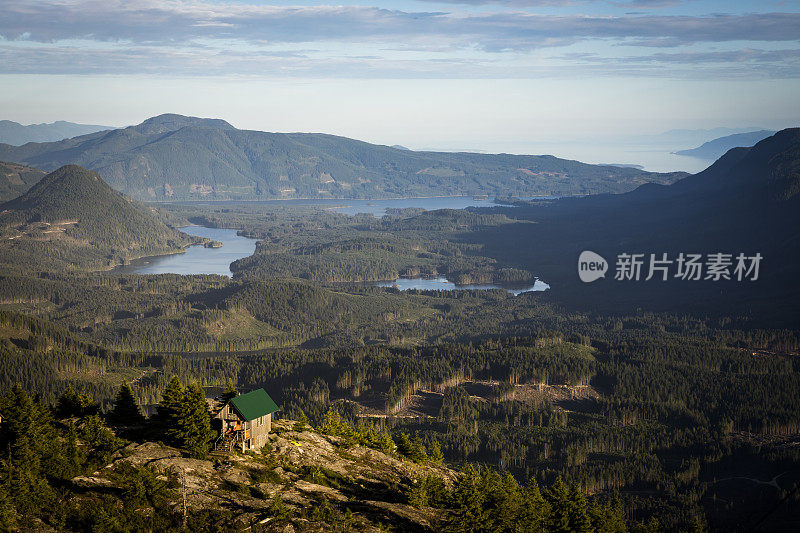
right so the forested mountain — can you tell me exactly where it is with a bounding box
[0,161,45,202]
[674,129,776,159]
[0,165,193,270]
[0,119,111,145]
[471,128,800,320]
[0,113,686,201]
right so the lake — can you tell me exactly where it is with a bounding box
[376,277,550,295]
[322,196,539,217]
[118,198,552,279]
[195,196,548,218]
[115,226,257,277]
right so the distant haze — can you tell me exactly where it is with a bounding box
[0,0,798,170]
[0,120,112,145]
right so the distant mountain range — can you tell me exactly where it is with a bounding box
[473,128,800,322]
[0,114,686,201]
[674,130,776,160]
[638,126,770,147]
[0,120,112,145]
[0,165,193,270]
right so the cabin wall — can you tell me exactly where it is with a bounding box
[246,413,271,450]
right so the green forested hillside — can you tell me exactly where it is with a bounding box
[0,161,45,202]
[0,114,687,200]
[463,128,800,321]
[0,165,194,270]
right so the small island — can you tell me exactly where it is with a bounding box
[204,240,223,248]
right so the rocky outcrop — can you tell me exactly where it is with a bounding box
[71,419,454,531]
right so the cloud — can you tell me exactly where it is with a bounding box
[0,1,798,78]
[558,48,800,78]
[1,1,799,50]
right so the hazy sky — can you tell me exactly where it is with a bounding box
[1,0,799,154]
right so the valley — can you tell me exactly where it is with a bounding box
[0,114,687,201]
[0,130,798,532]
[2,0,798,529]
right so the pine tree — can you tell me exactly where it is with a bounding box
[221,379,238,403]
[409,436,428,462]
[519,479,549,532]
[178,382,215,458]
[568,485,593,533]
[378,432,395,455]
[0,385,58,514]
[589,500,627,533]
[545,477,573,533]
[444,464,489,532]
[428,440,444,463]
[56,384,79,418]
[395,432,413,458]
[0,487,17,532]
[293,412,310,432]
[57,385,99,418]
[108,381,145,426]
[154,376,185,445]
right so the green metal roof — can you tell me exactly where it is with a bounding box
[229,388,279,421]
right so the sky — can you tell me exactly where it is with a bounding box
[1,0,799,165]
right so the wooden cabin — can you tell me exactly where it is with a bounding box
[214,388,279,452]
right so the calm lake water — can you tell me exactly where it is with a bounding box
[376,277,550,295]
[119,198,552,279]
[323,197,534,217]
[206,196,547,218]
[116,226,257,277]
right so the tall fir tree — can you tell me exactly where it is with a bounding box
[179,383,215,458]
[0,385,58,515]
[154,376,185,445]
[55,384,79,419]
[519,479,549,532]
[545,477,576,533]
[444,464,489,532]
[108,381,145,426]
[221,379,238,404]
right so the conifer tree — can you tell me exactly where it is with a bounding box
[545,477,576,533]
[377,432,396,455]
[409,435,428,462]
[395,432,413,458]
[520,479,549,531]
[108,381,145,426]
[568,485,593,533]
[293,412,310,432]
[178,382,215,458]
[154,376,185,445]
[56,384,79,419]
[428,440,444,463]
[0,385,58,514]
[444,464,489,532]
[221,379,238,403]
[57,385,100,418]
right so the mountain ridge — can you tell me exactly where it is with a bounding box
[0,113,687,201]
[471,128,800,320]
[674,129,776,160]
[0,119,113,146]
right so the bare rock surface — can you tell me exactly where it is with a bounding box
[69,419,455,531]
